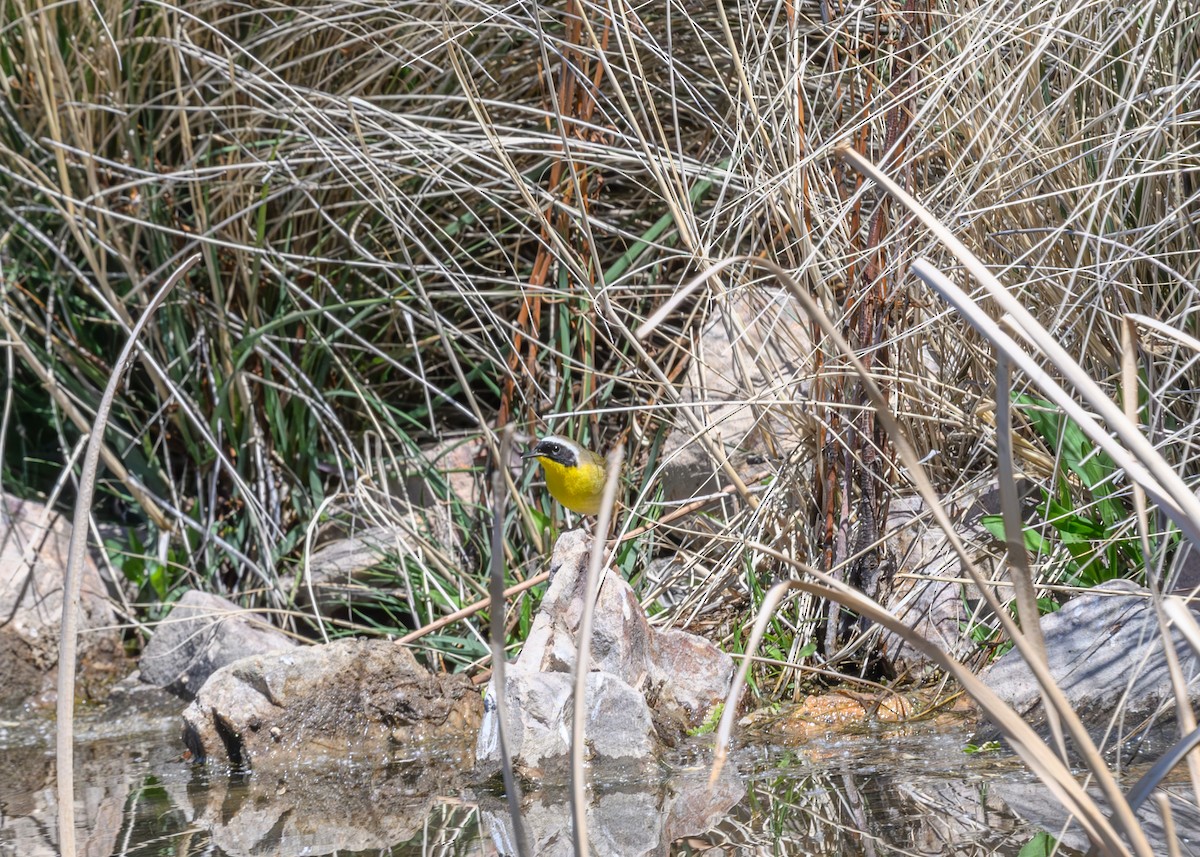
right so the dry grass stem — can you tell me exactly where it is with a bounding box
[56,254,196,857]
[570,444,625,857]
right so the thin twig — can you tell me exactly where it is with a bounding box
[397,572,550,647]
[996,353,1065,760]
[570,444,625,857]
[488,424,529,857]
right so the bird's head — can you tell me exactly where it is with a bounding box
[521,435,581,468]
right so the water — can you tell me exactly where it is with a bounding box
[0,693,1062,856]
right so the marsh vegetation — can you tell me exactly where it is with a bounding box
[1,0,1198,853]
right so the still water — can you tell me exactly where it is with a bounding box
[0,689,1062,856]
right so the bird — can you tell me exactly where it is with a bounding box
[522,435,608,515]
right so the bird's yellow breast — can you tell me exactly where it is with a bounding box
[536,452,608,515]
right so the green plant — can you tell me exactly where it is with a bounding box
[1017,832,1058,857]
[687,702,725,737]
[980,394,1175,591]
[105,528,190,618]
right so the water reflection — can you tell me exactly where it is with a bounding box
[0,710,188,857]
[0,703,1053,856]
[477,757,744,857]
[181,756,471,855]
[706,731,1039,856]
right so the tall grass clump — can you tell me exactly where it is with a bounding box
[2,0,1199,845]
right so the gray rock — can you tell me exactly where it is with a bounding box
[995,780,1200,855]
[477,530,733,775]
[299,525,413,613]
[0,493,128,711]
[519,530,653,683]
[406,435,484,512]
[478,668,656,774]
[299,438,484,614]
[980,579,1200,754]
[139,590,297,699]
[879,490,999,676]
[181,638,482,768]
[658,289,813,506]
[649,629,732,726]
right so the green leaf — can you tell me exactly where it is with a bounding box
[148,561,167,601]
[1013,394,1061,448]
[1061,420,1113,492]
[980,514,1053,555]
[529,508,552,534]
[1041,496,1105,537]
[1016,394,1122,525]
[1018,831,1057,857]
[1057,529,1097,560]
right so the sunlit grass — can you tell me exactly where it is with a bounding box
[3,0,1199,846]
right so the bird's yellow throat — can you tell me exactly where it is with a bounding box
[534,453,607,515]
[523,435,610,515]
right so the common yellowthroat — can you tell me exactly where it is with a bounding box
[522,435,608,515]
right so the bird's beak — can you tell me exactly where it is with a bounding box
[521,448,540,460]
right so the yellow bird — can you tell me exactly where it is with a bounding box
[522,435,608,515]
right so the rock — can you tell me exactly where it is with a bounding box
[648,629,732,727]
[181,638,483,768]
[519,530,653,682]
[138,590,297,699]
[299,438,485,614]
[659,288,813,505]
[478,669,656,774]
[406,435,484,512]
[300,525,416,613]
[0,493,128,711]
[979,579,1200,756]
[878,490,1000,676]
[644,556,689,609]
[477,530,733,775]
[740,691,918,741]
